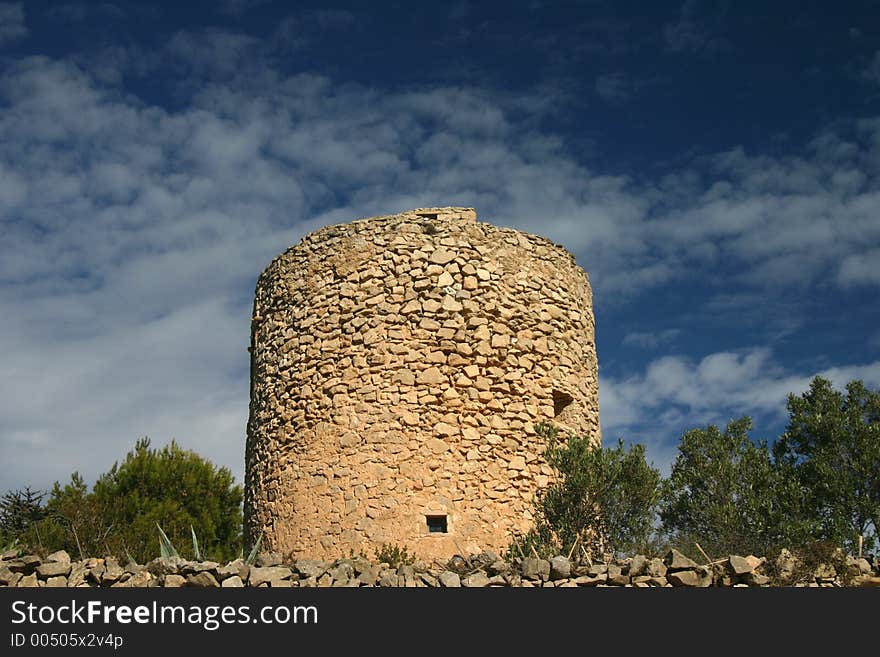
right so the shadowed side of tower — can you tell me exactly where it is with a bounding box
[244,207,599,560]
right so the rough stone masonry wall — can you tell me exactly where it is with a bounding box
[3,549,878,588]
[244,207,600,561]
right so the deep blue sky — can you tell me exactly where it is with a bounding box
[1,0,879,492]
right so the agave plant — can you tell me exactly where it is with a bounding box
[190,525,201,561]
[156,523,180,559]
[123,545,137,566]
[245,532,263,566]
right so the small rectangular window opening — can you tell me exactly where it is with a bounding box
[426,514,448,533]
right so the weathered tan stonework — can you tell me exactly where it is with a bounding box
[244,207,599,561]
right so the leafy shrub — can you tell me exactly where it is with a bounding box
[659,417,812,558]
[374,543,415,567]
[762,540,853,586]
[510,423,661,560]
[773,377,880,553]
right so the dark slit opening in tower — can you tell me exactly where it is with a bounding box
[553,390,574,417]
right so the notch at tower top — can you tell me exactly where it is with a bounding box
[410,207,476,221]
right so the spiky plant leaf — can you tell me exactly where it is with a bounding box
[156,523,180,559]
[245,531,263,565]
[191,525,201,561]
[124,546,137,566]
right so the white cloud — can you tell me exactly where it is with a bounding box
[641,135,880,293]
[308,9,356,30]
[0,297,250,491]
[0,2,27,46]
[863,51,880,86]
[600,348,880,473]
[622,329,681,349]
[270,9,357,54]
[838,248,880,286]
[164,29,265,80]
[595,73,632,104]
[662,0,729,54]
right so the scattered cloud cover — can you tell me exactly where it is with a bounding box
[595,72,633,105]
[838,248,880,286]
[600,349,880,473]
[1,3,879,492]
[863,51,880,86]
[622,329,681,349]
[662,0,729,54]
[0,2,27,46]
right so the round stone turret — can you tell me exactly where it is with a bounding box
[244,207,599,560]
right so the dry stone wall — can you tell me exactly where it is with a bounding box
[244,207,600,561]
[3,549,878,588]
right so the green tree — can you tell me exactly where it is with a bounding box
[659,417,810,558]
[40,438,244,563]
[94,438,243,562]
[511,424,661,559]
[0,487,46,549]
[39,473,113,559]
[773,376,880,553]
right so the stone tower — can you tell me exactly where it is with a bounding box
[244,207,599,561]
